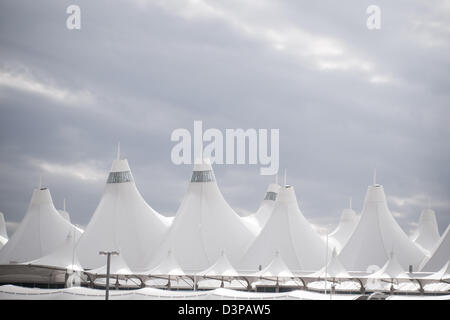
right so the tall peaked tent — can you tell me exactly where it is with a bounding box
[149,160,255,272]
[420,225,450,272]
[0,212,8,249]
[239,185,328,272]
[338,182,425,271]
[243,183,281,230]
[76,155,171,271]
[329,206,359,252]
[412,208,441,255]
[0,188,82,264]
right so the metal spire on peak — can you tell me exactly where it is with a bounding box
[373,168,377,185]
[39,174,42,189]
[349,197,352,210]
[117,142,121,160]
[284,169,287,186]
[427,197,431,209]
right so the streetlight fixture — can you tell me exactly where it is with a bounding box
[99,251,119,300]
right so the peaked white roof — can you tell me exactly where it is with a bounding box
[338,183,425,271]
[0,212,8,249]
[0,187,82,264]
[420,225,450,272]
[367,252,410,280]
[329,207,359,252]
[413,208,441,255]
[197,251,239,278]
[149,160,255,272]
[27,231,83,272]
[308,248,350,279]
[239,185,328,272]
[89,254,132,275]
[242,183,281,230]
[146,250,184,276]
[76,156,171,271]
[255,251,294,278]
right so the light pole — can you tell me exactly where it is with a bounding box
[99,251,119,300]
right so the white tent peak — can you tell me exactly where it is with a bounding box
[338,183,425,271]
[149,161,255,272]
[76,153,171,270]
[147,249,184,276]
[256,251,294,278]
[240,184,328,272]
[193,158,213,172]
[197,251,239,278]
[0,187,82,264]
[368,251,410,279]
[117,142,120,160]
[412,207,440,255]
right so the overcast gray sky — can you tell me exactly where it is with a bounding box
[0,0,449,237]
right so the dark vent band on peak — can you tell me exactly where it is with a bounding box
[107,171,133,184]
[191,170,215,183]
[264,191,278,201]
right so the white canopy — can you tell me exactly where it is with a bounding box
[367,251,410,280]
[329,207,359,253]
[255,251,294,279]
[239,185,328,272]
[88,254,133,276]
[338,183,425,271]
[0,212,8,249]
[146,250,184,277]
[76,155,171,271]
[308,248,350,279]
[197,251,239,278]
[242,183,281,230]
[27,231,83,272]
[149,160,255,272]
[0,187,82,264]
[420,225,450,272]
[413,208,441,255]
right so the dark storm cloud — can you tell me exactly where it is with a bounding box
[0,0,449,236]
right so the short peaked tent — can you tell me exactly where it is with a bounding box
[420,225,450,272]
[28,231,83,272]
[338,180,425,272]
[0,187,82,264]
[149,160,256,273]
[329,202,359,252]
[239,185,328,272]
[76,153,171,271]
[0,212,8,249]
[242,183,281,230]
[412,208,441,255]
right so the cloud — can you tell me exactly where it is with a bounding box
[0,66,95,106]
[30,158,107,183]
